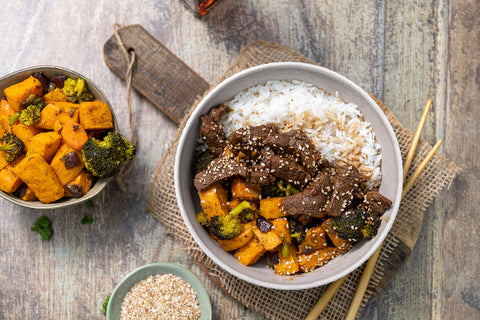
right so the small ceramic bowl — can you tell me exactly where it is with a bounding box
[106,262,212,320]
[0,66,117,209]
[175,62,403,290]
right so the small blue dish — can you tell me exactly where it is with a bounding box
[106,262,212,320]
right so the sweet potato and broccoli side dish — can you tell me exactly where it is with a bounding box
[192,105,392,276]
[0,72,135,203]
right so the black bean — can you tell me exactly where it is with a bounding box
[256,216,273,233]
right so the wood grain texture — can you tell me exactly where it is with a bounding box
[0,0,477,320]
[104,24,210,124]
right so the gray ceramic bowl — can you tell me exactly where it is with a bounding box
[0,66,117,209]
[175,62,403,290]
[106,262,212,320]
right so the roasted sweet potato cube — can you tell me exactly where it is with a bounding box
[321,219,352,252]
[216,221,254,252]
[11,123,43,151]
[27,131,62,162]
[43,88,68,102]
[298,247,337,273]
[271,217,291,244]
[78,101,113,130]
[50,143,84,185]
[4,76,43,111]
[13,153,64,203]
[231,176,261,201]
[252,221,283,251]
[61,121,88,151]
[259,197,286,219]
[274,245,300,276]
[234,237,266,266]
[37,102,79,130]
[198,184,229,221]
[64,171,93,198]
[0,166,23,193]
[227,198,242,211]
[0,99,15,136]
[15,185,38,201]
[299,225,328,254]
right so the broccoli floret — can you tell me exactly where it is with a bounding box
[81,132,136,178]
[101,294,111,315]
[18,98,47,126]
[262,179,300,198]
[288,217,306,245]
[31,216,53,241]
[0,132,25,163]
[62,77,95,103]
[210,201,257,240]
[196,211,209,227]
[192,148,213,174]
[331,208,381,242]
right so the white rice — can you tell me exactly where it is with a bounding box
[219,80,382,188]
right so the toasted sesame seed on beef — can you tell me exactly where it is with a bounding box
[194,156,248,191]
[260,148,311,188]
[362,190,392,216]
[228,124,279,155]
[325,164,365,217]
[199,104,231,157]
[282,172,332,216]
[246,163,275,187]
[264,129,323,176]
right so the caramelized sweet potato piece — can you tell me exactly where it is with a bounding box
[298,225,328,254]
[78,101,113,130]
[37,102,79,130]
[13,153,64,203]
[27,131,62,162]
[4,76,43,111]
[61,121,88,151]
[0,165,23,193]
[274,245,300,276]
[0,99,15,136]
[11,123,43,151]
[234,237,266,266]
[50,143,84,185]
[43,88,68,102]
[259,197,286,219]
[64,171,93,198]
[231,176,261,201]
[298,247,337,273]
[321,219,352,252]
[216,221,254,252]
[198,183,229,221]
[252,219,283,251]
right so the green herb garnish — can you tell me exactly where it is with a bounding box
[31,216,52,240]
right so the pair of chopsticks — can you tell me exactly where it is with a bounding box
[305,99,442,320]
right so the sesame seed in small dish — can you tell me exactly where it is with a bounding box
[106,263,212,320]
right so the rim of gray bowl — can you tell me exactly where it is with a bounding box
[0,65,118,209]
[174,62,403,290]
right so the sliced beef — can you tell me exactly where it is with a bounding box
[246,164,275,187]
[199,104,231,157]
[282,172,332,216]
[260,148,311,188]
[194,156,248,191]
[325,164,365,217]
[228,124,279,156]
[363,190,392,216]
[264,130,323,176]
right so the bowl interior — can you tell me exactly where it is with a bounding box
[175,62,403,290]
[0,66,117,209]
[106,262,212,320]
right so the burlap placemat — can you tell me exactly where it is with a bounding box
[148,41,459,320]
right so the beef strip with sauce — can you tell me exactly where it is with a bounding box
[282,171,332,217]
[264,129,323,176]
[362,190,392,215]
[194,156,248,191]
[199,104,231,157]
[260,148,311,188]
[325,163,365,217]
[228,124,279,156]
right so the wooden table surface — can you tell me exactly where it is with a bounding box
[0,1,478,319]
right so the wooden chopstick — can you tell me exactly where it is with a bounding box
[344,139,442,320]
[304,100,434,320]
[403,100,432,181]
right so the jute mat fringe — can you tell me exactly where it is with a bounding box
[148,41,459,320]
